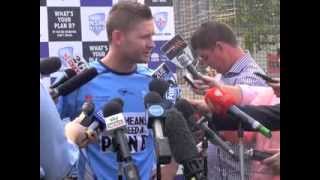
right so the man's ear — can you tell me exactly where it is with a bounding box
[111,30,123,46]
[215,41,224,51]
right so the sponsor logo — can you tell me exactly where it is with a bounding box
[154,12,168,32]
[89,13,105,36]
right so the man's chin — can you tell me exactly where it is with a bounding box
[136,57,149,64]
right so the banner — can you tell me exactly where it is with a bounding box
[40,0,176,85]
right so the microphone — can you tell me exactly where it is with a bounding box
[40,57,61,75]
[102,99,140,180]
[149,78,179,107]
[244,148,273,161]
[144,91,172,164]
[176,52,201,79]
[204,87,272,138]
[50,69,76,89]
[86,98,124,135]
[149,79,170,98]
[151,62,177,83]
[175,99,236,158]
[160,35,201,79]
[50,67,98,99]
[75,101,95,127]
[165,108,206,180]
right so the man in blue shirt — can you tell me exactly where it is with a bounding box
[40,80,80,180]
[60,2,156,180]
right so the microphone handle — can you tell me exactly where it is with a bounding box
[186,65,200,79]
[228,106,272,138]
[115,130,131,161]
[245,149,274,161]
[87,121,100,135]
[198,117,236,158]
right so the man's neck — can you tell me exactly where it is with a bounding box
[225,47,245,72]
[100,47,136,73]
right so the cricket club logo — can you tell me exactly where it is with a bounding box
[89,13,106,36]
[154,12,168,32]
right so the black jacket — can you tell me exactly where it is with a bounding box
[209,104,280,131]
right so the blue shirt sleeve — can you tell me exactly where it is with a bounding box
[40,80,79,180]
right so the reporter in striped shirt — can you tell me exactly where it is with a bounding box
[190,21,270,180]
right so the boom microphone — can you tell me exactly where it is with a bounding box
[165,108,206,180]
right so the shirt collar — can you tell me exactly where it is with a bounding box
[224,50,252,75]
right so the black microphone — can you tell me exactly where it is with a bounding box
[50,67,98,99]
[86,98,124,135]
[205,87,272,138]
[175,99,236,159]
[149,78,175,108]
[144,91,172,164]
[102,99,140,180]
[165,108,206,180]
[149,79,170,98]
[244,148,273,161]
[40,57,61,75]
[50,69,76,89]
[75,101,95,127]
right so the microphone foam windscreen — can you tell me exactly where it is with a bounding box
[103,100,123,117]
[175,98,196,120]
[81,101,95,115]
[40,57,61,75]
[149,79,169,97]
[165,108,199,163]
[58,67,98,96]
[110,97,124,108]
[65,68,77,78]
[175,99,199,132]
[144,91,162,108]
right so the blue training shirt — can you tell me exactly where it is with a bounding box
[58,60,156,180]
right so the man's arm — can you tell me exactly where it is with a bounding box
[40,80,79,180]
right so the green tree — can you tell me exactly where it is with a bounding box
[235,0,280,52]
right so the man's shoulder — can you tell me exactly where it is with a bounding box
[88,60,106,73]
[136,64,154,78]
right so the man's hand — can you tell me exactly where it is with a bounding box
[268,78,280,97]
[187,99,211,114]
[65,117,98,148]
[261,148,280,175]
[192,75,221,95]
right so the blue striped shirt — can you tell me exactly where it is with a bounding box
[207,51,268,180]
[220,51,268,87]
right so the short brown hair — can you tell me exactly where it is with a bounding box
[191,21,238,50]
[107,1,153,43]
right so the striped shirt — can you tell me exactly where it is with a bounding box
[207,51,268,180]
[220,51,267,86]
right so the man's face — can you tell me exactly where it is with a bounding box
[121,20,155,64]
[197,45,226,73]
